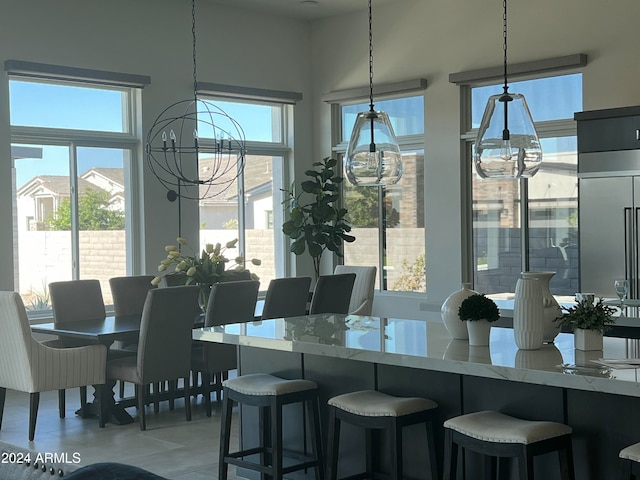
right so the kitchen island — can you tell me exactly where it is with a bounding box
[194,314,640,479]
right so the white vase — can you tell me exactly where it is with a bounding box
[513,274,544,350]
[441,283,477,340]
[515,344,563,370]
[521,271,562,343]
[574,328,603,351]
[466,319,492,347]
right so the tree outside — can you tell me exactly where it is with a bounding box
[47,189,125,231]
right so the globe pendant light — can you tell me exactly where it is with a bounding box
[344,0,402,187]
[474,0,542,179]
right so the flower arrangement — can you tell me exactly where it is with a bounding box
[556,297,616,334]
[458,294,500,322]
[151,237,261,309]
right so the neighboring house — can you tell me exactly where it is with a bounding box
[16,168,124,232]
[198,155,274,230]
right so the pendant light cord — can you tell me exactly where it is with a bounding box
[501,0,511,140]
[368,0,374,113]
[192,0,198,104]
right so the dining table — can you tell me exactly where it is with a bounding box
[31,315,142,426]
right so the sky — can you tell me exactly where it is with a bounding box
[10,80,277,188]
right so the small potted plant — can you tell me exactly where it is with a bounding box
[458,294,500,346]
[556,297,616,351]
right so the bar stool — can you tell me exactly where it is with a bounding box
[218,373,324,480]
[443,410,575,480]
[326,389,439,480]
[619,442,640,479]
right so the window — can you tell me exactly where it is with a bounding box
[336,94,426,292]
[10,76,143,313]
[466,73,582,298]
[196,96,293,288]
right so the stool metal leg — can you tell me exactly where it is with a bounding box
[516,447,534,480]
[326,407,341,480]
[424,419,439,480]
[443,429,457,480]
[307,397,325,479]
[271,397,283,480]
[390,419,402,480]
[619,458,633,480]
[218,391,234,480]
[558,438,575,480]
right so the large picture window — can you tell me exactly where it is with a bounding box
[338,94,426,292]
[196,96,292,288]
[10,76,142,312]
[466,73,582,298]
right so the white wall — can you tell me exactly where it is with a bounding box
[1,0,639,319]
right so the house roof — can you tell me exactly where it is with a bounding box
[197,154,273,202]
[82,167,124,187]
[16,175,108,197]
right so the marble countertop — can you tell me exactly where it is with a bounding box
[192,314,640,398]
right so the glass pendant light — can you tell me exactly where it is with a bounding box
[474,0,542,179]
[344,0,402,187]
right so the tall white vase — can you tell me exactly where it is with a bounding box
[441,283,478,340]
[513,274,544,350]
[521,271,562,343]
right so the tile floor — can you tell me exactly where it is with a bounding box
[0,385,242,479]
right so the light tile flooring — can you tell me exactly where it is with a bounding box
[0,385,242,479]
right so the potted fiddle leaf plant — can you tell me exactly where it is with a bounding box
[458,294,500,346]
[282,157,356,280]
[556,297,616,351]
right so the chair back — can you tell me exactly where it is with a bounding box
[334,265,377,315]
[49,279,106,322]
[205,280,260,327]
[309,273,356,315]
[261,277,312,320]
[158,272,188,288]
[109,275,157,317]
[0,292,36,392]
[137,285,200,384]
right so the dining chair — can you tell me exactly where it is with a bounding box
[334,265,377,315]
[0,291,107,440]
[48,279,108,410]
[308,273,356,315]
[191,279,260,416]
[261,276,312,320]
[109,275,157,398]
[105,285,200,430]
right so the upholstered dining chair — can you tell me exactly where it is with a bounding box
[0,291,107,440]
[261,276,312,320]
[308,273,356,315]
[191,279,260,416]
[106,285,200,430]
[109,275,157,397]
[47,279,109,409]
[334,265,377,315]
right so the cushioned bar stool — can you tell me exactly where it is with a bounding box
[443,410,575,480]
[326,390,439,480]
[218,373,324,480]
[619,442,640,479]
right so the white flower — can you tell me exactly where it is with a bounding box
[165,245,178,252]
[158,264,168,272]
[150,276,162,286]
[176,237,188,245]
[205,243,214,253]
[186,266,197,276]
[251,258,262,266]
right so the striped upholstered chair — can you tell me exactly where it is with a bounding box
[0,291,107,440]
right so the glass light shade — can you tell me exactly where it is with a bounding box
[345,111,402,186]
[474,93,542,179]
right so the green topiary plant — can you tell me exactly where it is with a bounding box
[458,294,500,322]
[556,297,616,334]
[282,157,356,279]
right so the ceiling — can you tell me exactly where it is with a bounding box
[207,0,399,20]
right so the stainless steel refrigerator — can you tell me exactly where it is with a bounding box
[579,150,640,298]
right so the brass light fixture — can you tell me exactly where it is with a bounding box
[474,0,542,179]
[344,0,402,186]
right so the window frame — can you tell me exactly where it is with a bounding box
[460,70,583,294]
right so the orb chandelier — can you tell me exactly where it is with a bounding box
[344,0,402,187]
[474,0,542,179]
[145,0,246,202]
